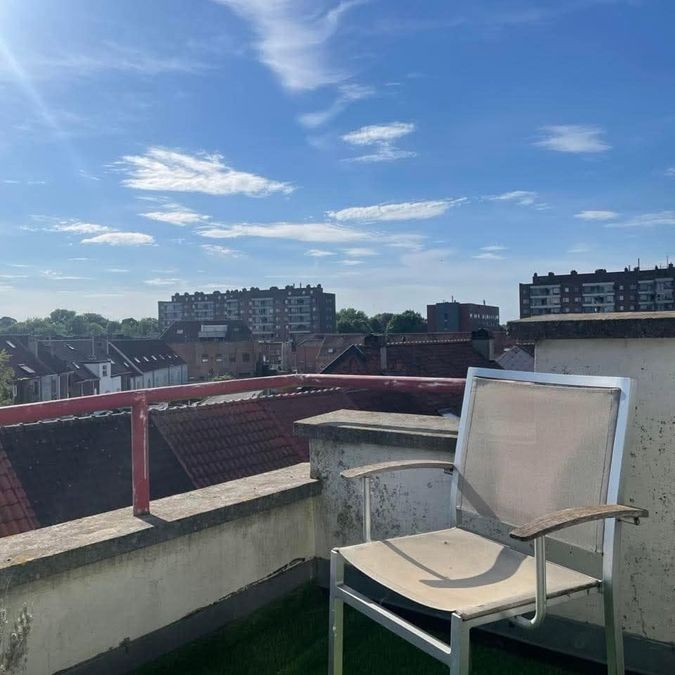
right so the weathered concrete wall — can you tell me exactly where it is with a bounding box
[535,338,674,646]
[297,411,457,559]
[310,438,454,558]
[0,468,316,675]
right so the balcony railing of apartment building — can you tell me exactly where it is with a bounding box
[0,373,465,518]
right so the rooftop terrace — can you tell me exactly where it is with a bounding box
[0,324,673,675]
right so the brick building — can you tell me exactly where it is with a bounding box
[426,301,500,332]
[157,284,336,339]
[519,265,675,318]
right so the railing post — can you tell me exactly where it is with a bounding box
[131,393,150,516]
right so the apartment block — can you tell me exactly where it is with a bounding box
[426,301,500,332]
[157,284,336,340]
[519,264,675,318]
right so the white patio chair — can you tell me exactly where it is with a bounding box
[328,368,647,674]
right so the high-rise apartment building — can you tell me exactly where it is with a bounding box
[426,301,500,332]
[519,265,675,318]
[158,284,336,339]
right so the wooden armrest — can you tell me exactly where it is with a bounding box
[341,459,454,480]
[510,504,648,542]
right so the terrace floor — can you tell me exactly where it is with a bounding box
[134,584,612,675]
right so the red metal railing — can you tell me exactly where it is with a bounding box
[0,374,465,516]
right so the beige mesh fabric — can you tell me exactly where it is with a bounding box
[458,378,620,552]
[340,528,599,617]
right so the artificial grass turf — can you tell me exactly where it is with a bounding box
[134,584,598,675]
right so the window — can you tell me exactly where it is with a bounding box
[101,365,108,376]
[201,354,209,363]
[215,354,223,362]
[229,354,236,362]
[242,352,251,362]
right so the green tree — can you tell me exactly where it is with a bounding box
[0,350,14,406]
[137,317,159,336]
[387,310,427,333]
[336,308,371,333]
[369,312,394,333]
[0,316,17,333]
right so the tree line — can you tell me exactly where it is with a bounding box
[0,309,159,338]
[336,308,427,334]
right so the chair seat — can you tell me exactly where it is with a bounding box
[338,528,600,619]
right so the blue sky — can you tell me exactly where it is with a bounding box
[0,0,673,321]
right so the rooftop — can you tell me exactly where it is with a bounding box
[508,310,675,340]
[133,584,604,675]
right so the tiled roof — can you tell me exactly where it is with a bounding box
[152,400,302,487]
[1,336,54,378]
[161,320,252,342]
[0,413,193,529]
[259,389,358,461]
[323,339,500,379]
[0,443,39,537]
[37,338,132,377]
[0,384,466,538]
[110,339,185,373]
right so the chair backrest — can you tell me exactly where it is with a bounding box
[451,368,632,554]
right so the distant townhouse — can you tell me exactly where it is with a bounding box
[157,284,336,339]
[162,320,259,381]
[519,264,675,318]
[109,339,187,389]
[0,336,187,404]
[0,335,59,403]
[37,338,130,396]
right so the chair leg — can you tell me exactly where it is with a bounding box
[604,583,625,675]
[449,614,470,675]
[329,550,344,675]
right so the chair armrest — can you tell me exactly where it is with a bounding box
[510,504,648,542]
[341,460,454,479]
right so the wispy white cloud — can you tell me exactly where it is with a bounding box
[118,147,293,196]
[605,211,675,228]
[141,204,210,226]
[339,259,364,265]
[106,268,129,273]
[50,221,113,234]
[144,278,182,287]
[473,252,505,260]
[198,221,369,243]
[214,0,362,91]
[665,167,675,177]
[342,122,416,162]
[574,210,618,221]
[42,270,89,281]
[535,125,610,153]
[329,199,461,222]
[480,244,507,252]
[82,232,155,246]
[2,178,47,185]
[342,122,414,145]
[306,249,335,257]
[568,243,591,254]
[201,244,241,257]
[487,190,540,206]
[343,247,377,257]
[299,83,374,128]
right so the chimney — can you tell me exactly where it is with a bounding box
[471,329,494,361]
[27,335,39,357]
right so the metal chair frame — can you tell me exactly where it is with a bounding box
[328,368,639,674]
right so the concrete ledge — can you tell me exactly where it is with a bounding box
[295,409,458,452]
[509,311,675,341]
[1,463,319,589]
